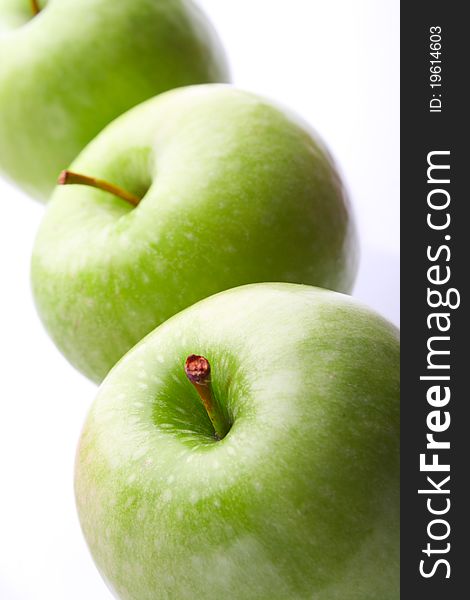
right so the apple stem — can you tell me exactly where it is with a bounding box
[30,0,41,16]
[58,170,141,207]
[184,355,229,440]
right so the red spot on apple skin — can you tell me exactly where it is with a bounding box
[184,355,211,384]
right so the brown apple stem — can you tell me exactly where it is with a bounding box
[184,355,229,440]
[58,170,141,207]
[30,0,41,16]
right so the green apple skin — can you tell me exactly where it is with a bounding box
[31,85,359,383]
[75,283,399,600]
[0,0,229,200]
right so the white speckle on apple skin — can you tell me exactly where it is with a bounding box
[123,497,135,510]
[132,447,147,460]
[119,235,131,249]
[158,423,171,430]
[164,574,175,586]
[161,490,172,503]
[154,538,163,550]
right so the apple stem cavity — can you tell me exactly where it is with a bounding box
[58,170,141,207]
[184,355,229,440]
[30,0,41,16]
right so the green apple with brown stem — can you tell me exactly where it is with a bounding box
[31,85,358,383]
[75,283,400,600]
[0,0,229,200]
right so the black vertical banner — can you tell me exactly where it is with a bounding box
[401,2,468,599]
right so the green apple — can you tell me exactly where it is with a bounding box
[31,85,359,383]
[75,283,400,600]
[0,0,229,200]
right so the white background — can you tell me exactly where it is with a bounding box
[0,1,399,598]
